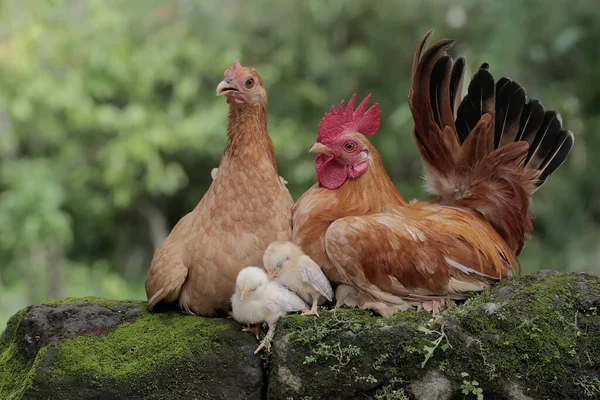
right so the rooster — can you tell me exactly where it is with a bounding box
[145,60,294,316]
[292,31,574,314]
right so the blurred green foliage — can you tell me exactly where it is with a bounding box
[0,0,598,328]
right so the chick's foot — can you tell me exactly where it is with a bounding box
[242,324,262,339]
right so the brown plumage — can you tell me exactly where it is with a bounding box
[145,60,294,316]
[292,31,574,314]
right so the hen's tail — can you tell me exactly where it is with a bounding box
[408,30,574,255]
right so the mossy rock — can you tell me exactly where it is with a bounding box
[1,271,599,400]
[0,297,263,400]
[267,270,600,400]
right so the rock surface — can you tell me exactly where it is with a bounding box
[1,270,599,400]
[0,299,263,400]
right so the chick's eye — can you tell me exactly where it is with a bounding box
[344,142,356,152]
[245,78,254,88]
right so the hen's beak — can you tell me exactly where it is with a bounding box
[309,142,332,155]
[239,287,249,301]
[267,270,277,280]
[216,80,240,96]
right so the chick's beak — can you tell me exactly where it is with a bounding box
[267,270,277,280]
[216,80,240,96]
[239,287,249,301]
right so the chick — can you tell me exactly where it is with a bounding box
[263,241,333,317]
[231,266,307,354]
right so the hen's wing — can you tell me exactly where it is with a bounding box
[323,205,515,301]
[265,283,308,313]
[298,255,334,301]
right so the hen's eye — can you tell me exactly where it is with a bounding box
[344,142,356,152]
[245,78,254,88]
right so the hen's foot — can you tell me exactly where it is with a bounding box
[420,299,452,316]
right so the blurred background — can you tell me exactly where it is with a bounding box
[0,0,598,328]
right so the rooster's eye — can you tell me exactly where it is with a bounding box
[245,78,254,88]
[344,142,356,152]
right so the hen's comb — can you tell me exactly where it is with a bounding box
[317,94,381,143]
[224,59,243,77]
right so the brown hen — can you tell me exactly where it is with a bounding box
[145,60,293,316]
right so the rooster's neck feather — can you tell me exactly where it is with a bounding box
[335,143,407,212]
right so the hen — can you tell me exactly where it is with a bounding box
[292,31,574,314]
[145,60,294,316]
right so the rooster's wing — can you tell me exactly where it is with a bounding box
[324,205,515,301]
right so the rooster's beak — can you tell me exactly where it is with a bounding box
[239,287,249,301]
[309,142,332,155]
[216,80,240,96]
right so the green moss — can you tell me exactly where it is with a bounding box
[42,296,144,308]
[0,307,33,400]
[440,271,600,395]
[51,311,230,381]
[269,271,600,399]
[0,343,29,400]
[270,308,431,398]
[2,301,240,399]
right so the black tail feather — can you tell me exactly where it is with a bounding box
[430,55,452,129]
[537,130,574,186]
[495,79,526,147]
[525,111,562,166]
[495,77,512,95]
[455,63,495,143]
[449,57,466,117]
[517,100,545,143]
[454,65,573,188]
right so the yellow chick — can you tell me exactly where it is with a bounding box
[231,266,307,353]
[263,241,333,317]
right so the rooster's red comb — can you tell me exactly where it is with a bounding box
[317,94,381,143]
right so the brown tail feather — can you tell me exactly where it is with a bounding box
[408,30,574,254]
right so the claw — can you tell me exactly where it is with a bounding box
[254,337,271,354]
